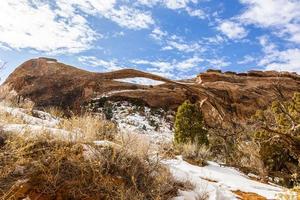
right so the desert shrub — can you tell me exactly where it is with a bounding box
[175,142,211,166]
[59,113,117,141]
[0,111,26,124]
[44,106,65,118]
[249,92,300,187]
[174,100,208,145]
[236,140,268,180]
[0,133,190,200]
[103,101,113,120]
[276,186,300,200]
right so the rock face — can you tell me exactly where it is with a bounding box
[2,58,300,127]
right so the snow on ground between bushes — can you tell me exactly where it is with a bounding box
[111,102,174,144]
[164,156,283,200]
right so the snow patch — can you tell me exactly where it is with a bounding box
[111,102,174,144]
[1,124,76,140]
[164,156,283,200]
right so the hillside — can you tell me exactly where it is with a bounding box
[2,58,300,127]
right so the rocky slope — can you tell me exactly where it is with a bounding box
[2,57,300,127]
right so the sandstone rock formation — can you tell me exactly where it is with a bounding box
[2,58,300,127]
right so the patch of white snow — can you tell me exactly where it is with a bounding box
[164,156,283,200]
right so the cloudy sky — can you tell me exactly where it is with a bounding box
[0,0,300,80]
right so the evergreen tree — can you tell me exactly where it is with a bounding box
[174,100,208,145]
[252,92,300,186]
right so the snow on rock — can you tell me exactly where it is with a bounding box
[114,77,165,85]
[164,156,283,200]
[0,104,59,127]
[110,102,174,144]
[1,124,78,141]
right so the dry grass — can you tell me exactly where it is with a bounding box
[0,112,25,124]
[237,140,268,180]
[0,131,189,200]
[0,85,35,110]
[275,186,300,200]
[44,106,65,118]
[0,85,17,103]
[118,133,151,159]
[58,113,117,141]
[175,143,211,166]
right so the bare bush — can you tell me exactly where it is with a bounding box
[44,106,65,118]
[59,113,117,141]
[237,140,268,181]
[176,142,211,166]
[118,133,151,160]
[0,132,190,200]
[0,111,26,124]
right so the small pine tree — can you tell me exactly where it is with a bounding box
[174,100,208,145]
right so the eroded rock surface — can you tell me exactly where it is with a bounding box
[2,58,300,127]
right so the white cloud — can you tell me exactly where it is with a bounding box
[237,55,256,65]
[177,56,203,69]
[164,0,197,9]
[218,20,248,39]
[150,28,204,53]
[207,58,231,68]
[150,27,168,41]
[239,0,300,43]
[78,56,124,71]
[0,0,155,53]
[58,1,155,30]
[164,40,203,53]
[106,6,154,30]
[131,59,172,72]
[186,7,206,19]
[258,36,300,73]
[138,0,198,9]
[137,0,205,19]
[131,56,204,74]
[204,35,226,44]
[0,0,97,53]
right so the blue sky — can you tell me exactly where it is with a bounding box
[0,0,300,81]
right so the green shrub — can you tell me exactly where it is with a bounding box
[174,100,208,145]
[250,92,300,187]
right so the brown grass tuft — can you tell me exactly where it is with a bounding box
[58,113,117,141]
[0,132,189,200]
[175,143,211,166]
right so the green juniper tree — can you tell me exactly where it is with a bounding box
[174,100,208,145]
[252,92,300,186]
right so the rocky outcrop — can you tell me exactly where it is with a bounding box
[2,58,189,110]
[2,58,300,127]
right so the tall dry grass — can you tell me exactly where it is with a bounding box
[0,111,26,124]
[237,140,268,180]
[58,113,117,141]
[0,131,190,200]
[175,142,211,166]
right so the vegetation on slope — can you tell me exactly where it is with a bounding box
[0,108,190,200]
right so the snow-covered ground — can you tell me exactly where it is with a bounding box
[110,102,174,144]
[164,156,284,200]
[114,77,165,85]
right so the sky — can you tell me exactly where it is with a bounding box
[0,0,300,81]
